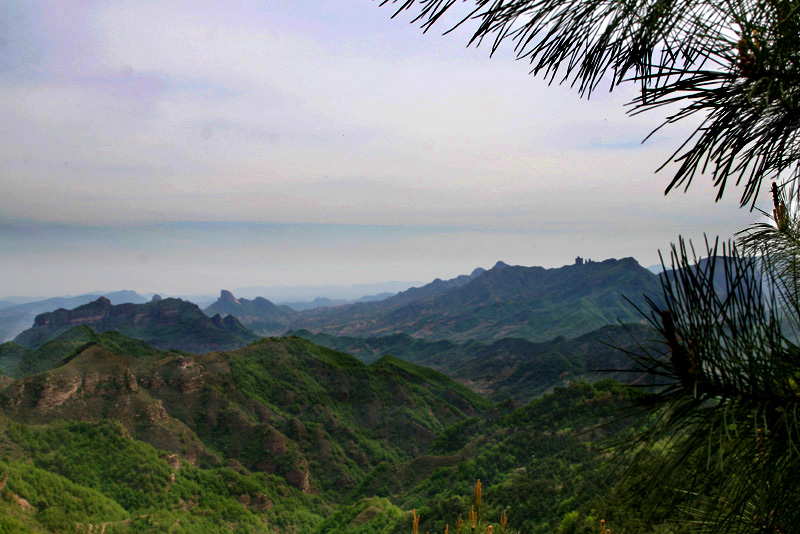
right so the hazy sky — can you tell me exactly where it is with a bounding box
[0,0,768,298]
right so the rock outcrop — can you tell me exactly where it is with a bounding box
[13,298,258,353]
[204,291,295,337]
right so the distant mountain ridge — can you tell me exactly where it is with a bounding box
[4,257,664,349]
[291,258,662,342]
[12,297,258,353]
[0,290,148,343]
[279,293,395,311]
[196,267,488,340]
[285,266,487,335]
[204,290,296,336]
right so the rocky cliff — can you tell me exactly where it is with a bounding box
[14,297,259,352]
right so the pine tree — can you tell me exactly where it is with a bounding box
[380,1,800,531]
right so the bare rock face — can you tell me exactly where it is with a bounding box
[0,346,141,415]
[255,459,276,473]
[82,367,139,397]
[165,453,182,471]
[235,492,274,511]
[33,297,113,328]
[36,375,82,409]
[285,461,311,493]
[139,373,165,390]
[144,400,169,424]
[4,383,26,408]
[219,290,239,304]
[164,357,205,394]
[16,296,257,354]
[12,493,34,511]
[253,492,273,511]
[261,426,287,455]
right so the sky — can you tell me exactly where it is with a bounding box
[0,0,769,299]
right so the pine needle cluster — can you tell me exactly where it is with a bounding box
[379,0,800,206]
[612,183,800,532]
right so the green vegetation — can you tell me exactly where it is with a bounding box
[314,497,404,534]
[0,331,494,510]
[378,0,800,530]
[0,326,166,379]
[0,419,326,533]
[295,323,658,405]
[292,259,662,343]
[0,326,678,533]
[315,380,687,534]
[0,342,29,377]
[345,381,643,534]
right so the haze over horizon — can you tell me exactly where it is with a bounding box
[1,0,767,297]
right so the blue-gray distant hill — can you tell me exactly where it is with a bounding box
[0,290,148,342]
[279,293,395,311]
[204,290,297,336]
[12,296,258,353]
[290,258,663,343]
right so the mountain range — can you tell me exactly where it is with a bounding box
[278,293,395,311]
[199,257,662,346]
[5,257,665,357]
[0,253,683,533]
[0,325,666,534]
[10,297,258,353]
[0,290,149,343]
[204,290,296,336]
[1,328,490,497]
[288,257,661,342]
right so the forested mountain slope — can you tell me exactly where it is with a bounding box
[294,323,658,404]
[291,258,662,342]
[0,331,490,500]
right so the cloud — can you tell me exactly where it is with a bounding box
[0,1,771,295]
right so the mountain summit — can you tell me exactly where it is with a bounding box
[218,289,239,304]
[204,291,295,336]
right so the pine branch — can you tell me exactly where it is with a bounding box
[379,0,800,206]
[618,236,800,532]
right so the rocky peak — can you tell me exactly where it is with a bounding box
[151,294,163,302]
[492,261,510,270]
[219,290,239,304]
[469,267,486,278]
